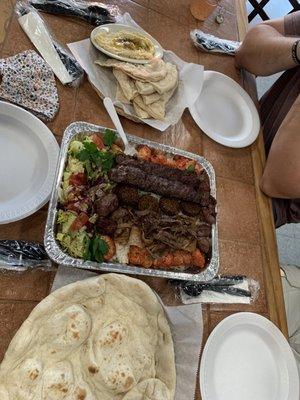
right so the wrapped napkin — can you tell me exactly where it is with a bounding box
[0,50,59,121]
[52,265,203,400]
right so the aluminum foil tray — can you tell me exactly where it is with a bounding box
[44,122,219,282]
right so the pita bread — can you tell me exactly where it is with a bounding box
[133,100,151,119]
[116,83,131,104]
[135,80,155,95]
[0,274,176,400]
[134,95,165,120]
[142,92,161,105]
[113,68,138,101]
[151,63,178,94]
[96,58,167,82]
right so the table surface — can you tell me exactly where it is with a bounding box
[0,1,288,398]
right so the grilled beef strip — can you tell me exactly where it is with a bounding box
[109,164,210,205]
[115,153,209,189]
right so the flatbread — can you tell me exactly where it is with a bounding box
[142,92,161,105]
[133,99,151,119]
[116,83,131,104]
[0,274,176,400]
[113,68,138,101]
[134,95,165,120]
[135,80,155,95]
[151,63,178,94]
[123,378,171,400]
[96,58,167,82]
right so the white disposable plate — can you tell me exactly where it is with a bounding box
[200,312,299,400]
[0,101,59,224]
[189,71,260,148]
[90,23,163,64]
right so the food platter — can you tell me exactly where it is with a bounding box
[90,23,164,64]
[45,121,219,282]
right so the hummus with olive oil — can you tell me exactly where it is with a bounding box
[95,30,155,60]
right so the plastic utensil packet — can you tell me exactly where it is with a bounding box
[28,0,119,26]
[16,1,84,86]
[190,29,240,55]
[170,275,260,304]
[0,240,54,271]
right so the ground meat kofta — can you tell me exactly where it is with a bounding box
[95,193,118,217]
[116,185,140,206]
[138,194,159,211]
[180,201,201,216]
[159,198,180,215]
[96,218,117,236]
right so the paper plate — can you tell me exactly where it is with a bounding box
[90,23,163,64]
[0,101,59,224]
[200,312,299,400]
[189,71,260,148]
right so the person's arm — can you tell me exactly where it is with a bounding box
[260,95,300,199]
[235,13,300,76]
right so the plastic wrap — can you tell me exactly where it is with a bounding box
[190,29,240,56]
[29,0,119,26]
[16,2,84,86]
[170,275,260,304]
[0,240,54,271]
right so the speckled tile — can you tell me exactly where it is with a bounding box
[0,301,38,362]
[195,0,238,41]
[0,270,54,302]
[105,0,149,30]
[149,0,197,27]
[210,239,267,313]
[148,10,199,63]
[216,177,261,244]
[1,15,33,58]
[131,0,149,7]
[209,310,235,331]
[203,135,254,184]
[0,0,13,54]
[74,78,113,127]
[47,83,77,139]
[0,209,47,243]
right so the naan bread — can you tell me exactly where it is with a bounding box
[96,58,167,82]
[0,274,176,400]
[123,378,171,400]
[113,68,138,101]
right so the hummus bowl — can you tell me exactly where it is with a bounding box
[90,23,164,64]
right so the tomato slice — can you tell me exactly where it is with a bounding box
[91,134,105,150]
[69,172,87,186]
[70,212,89,231]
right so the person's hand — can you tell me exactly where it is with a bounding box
[235,22,298,76]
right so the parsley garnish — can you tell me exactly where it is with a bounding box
[187,164,195,173]
[76,141,115,178]
[84,236,108,263]
[104,128,117,147]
